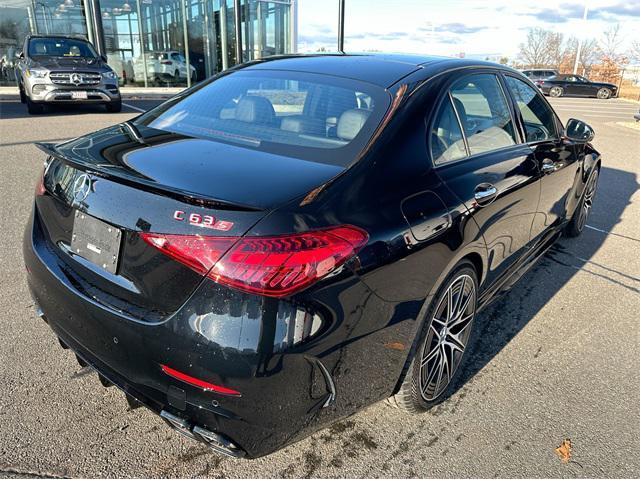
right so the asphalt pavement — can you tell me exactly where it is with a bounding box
[0,96,638,478]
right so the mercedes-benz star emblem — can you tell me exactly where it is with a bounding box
[72,173,92,203]
[70,73,82,85]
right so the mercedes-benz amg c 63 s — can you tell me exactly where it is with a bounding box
[23,53,601,458]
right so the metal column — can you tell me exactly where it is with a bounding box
[337,0,345,52]
[89,0,106,56]
[233,0,243,65]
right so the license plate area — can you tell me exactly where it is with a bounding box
[71,91,88,99]
[70,211,122,274]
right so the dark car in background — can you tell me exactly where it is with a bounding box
[24,54,601,458]
[536,74,618,99]
[521,68,558,81]
[15,35,121,114]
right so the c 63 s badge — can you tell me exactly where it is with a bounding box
[173,211,234,231]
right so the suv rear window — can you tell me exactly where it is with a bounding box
[136,70,390,166]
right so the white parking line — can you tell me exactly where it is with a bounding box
[122,102,146,113]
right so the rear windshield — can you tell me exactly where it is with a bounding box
[28,38,97,58]
[135,70,390,166]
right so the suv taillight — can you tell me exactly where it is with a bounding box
[140,226,368,297]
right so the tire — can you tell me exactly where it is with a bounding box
[26,96,44,115]
[19,83,26,103]
[565,168,599,237]
[549,86,563,97]
[389,261,479,413]
[105,100,122,113]
[596,88,611,100]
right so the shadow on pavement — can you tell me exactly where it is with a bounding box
[446,165,639,401]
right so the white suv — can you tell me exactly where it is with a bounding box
[133,51,196,84]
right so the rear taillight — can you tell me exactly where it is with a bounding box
[140,225,368,297]
[161,60,173,65]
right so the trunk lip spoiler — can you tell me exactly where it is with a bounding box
[34,142,263,212]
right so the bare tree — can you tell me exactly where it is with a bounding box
[566,37,601,75]
[518,28,555,67]
[629,40,640,62]
[600,23,624,63]
[547,32,568,70]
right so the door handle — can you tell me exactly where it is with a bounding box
[541,159,556,173]
[474,184,498,205]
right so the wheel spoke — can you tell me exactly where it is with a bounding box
[446,287,454,321]
[451,277,466,319]
[421,341,440,366]
[445,332,466,353]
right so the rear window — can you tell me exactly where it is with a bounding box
[136,70,390,166]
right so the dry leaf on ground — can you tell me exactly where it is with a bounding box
[555,438,572,463]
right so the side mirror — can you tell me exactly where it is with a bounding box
[101,54,108,62]
[564,118,595,143]
[16,51,24,59]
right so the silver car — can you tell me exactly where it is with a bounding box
[16,35,121,114]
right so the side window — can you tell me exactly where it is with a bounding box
[430,96,467,164]
[505,76,557,142]
[450,74,517,156]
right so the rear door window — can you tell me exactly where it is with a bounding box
[450,74,517,156]
[430,97,467,165]
[505,76,557,142]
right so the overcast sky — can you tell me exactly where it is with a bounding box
[297,0,640,60]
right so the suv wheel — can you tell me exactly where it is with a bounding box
[105,100,122,113]
[389,261,479,413]
[19,83,26,103]
[26,96,44,115]
[596,88,611,99]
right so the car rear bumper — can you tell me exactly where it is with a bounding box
[23,206,340,458]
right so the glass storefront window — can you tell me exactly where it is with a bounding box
[0,0,291,88]
[0,0,89,85]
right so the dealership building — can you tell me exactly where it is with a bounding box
[0,0,297,87]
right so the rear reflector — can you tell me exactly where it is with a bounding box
[160,364,241,396]
[141,225,368,297]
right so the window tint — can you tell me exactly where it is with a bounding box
[28,38,97,58]
[450,74,517,156]
[137,70,389,166]
[430,97,467,164]
[505,76,557,142]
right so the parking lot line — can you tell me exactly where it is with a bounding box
[122,102,146,113]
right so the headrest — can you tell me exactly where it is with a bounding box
[235,96,275,124]
[337,109,371,141]
[280,115,325,135]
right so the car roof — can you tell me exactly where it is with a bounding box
[27,34,90,41]
[242,53,456,87]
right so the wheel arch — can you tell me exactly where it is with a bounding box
[389,248,485,396]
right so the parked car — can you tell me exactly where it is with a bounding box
[634,109,640,121]
[521,68,558,81]
[15,35,121,114]
[24,54,600,458]
[536,74,618,98]
[133,51,196,84]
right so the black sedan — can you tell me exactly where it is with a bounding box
[536,74,618,99]
[24,54,601,458]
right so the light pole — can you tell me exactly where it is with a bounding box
[573,3,589,75]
